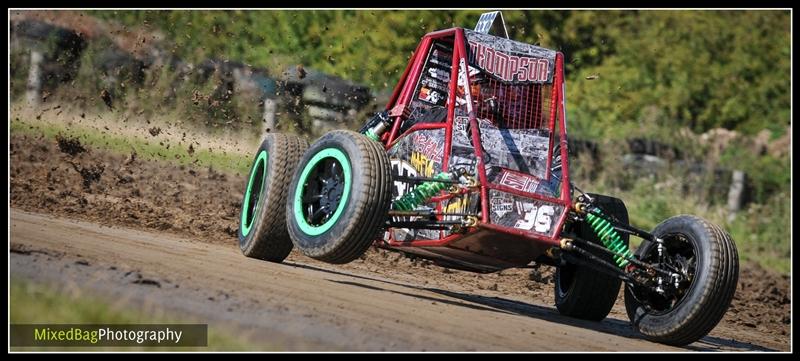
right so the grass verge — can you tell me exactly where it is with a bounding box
[11,118,252,175]
[9,279,270,351]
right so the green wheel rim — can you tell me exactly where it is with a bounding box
[293,148,352,236]
[241,150,268,237]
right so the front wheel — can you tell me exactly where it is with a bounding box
[624,215,739,346]
[286,130,393,264]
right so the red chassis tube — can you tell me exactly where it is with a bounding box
[382,28,572,249]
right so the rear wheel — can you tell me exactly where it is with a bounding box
[286,130,393,264]
[555,194,628,321]
[624,215,739,346]
[238,133,308,262]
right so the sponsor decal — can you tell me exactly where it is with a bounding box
[487,190,562,235]
[430,43,453,65]
[411,132,444,164]
[447,154,477,175]
[454,116,468,135]
[391,159,418,199]
[410,151,435,178]
[474,11,501,34]
[455,60,483,107]
[513,203,554,232]
[428,57,450,67]
[405,105,447,125]
[533,205,555,233]
[390,159,441,241]
[468,41,551,83]
[498,168,539,194]
[406,103,432,122]
[452,116,551,181]
[453,116,492,138]
[428,67,451,82]
[418,86,443,105]
[421,77,448,92]
[490,196,514,218]
[444,196,469,222]
[431,48,452,61]
[457,64,481,88]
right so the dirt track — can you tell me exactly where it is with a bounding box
[9,133,791,351]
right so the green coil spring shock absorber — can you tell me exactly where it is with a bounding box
[585,210,634,267]
[393,173,451,211]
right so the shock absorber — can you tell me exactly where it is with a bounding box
[393,172,451,211]
[585,210,634,268]
[362,111,392,141]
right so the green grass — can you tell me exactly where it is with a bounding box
[725,191,791,273]
[9,279,270,351]
[10,118,252,175]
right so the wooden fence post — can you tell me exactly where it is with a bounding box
[25,49,43,106]
[727,170,746,222]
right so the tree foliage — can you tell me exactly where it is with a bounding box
[91,10,790,136]
[563,11,790,136]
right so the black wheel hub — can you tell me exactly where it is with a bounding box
[630,234,697,315]
[302,158,345,226]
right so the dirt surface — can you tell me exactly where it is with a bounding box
[10,133,242,243]
[9,133,792,351]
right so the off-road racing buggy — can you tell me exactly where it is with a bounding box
[237,12,739,346]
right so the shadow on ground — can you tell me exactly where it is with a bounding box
[283,261,777,352]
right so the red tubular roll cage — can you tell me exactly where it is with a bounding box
[377,28,572,250]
